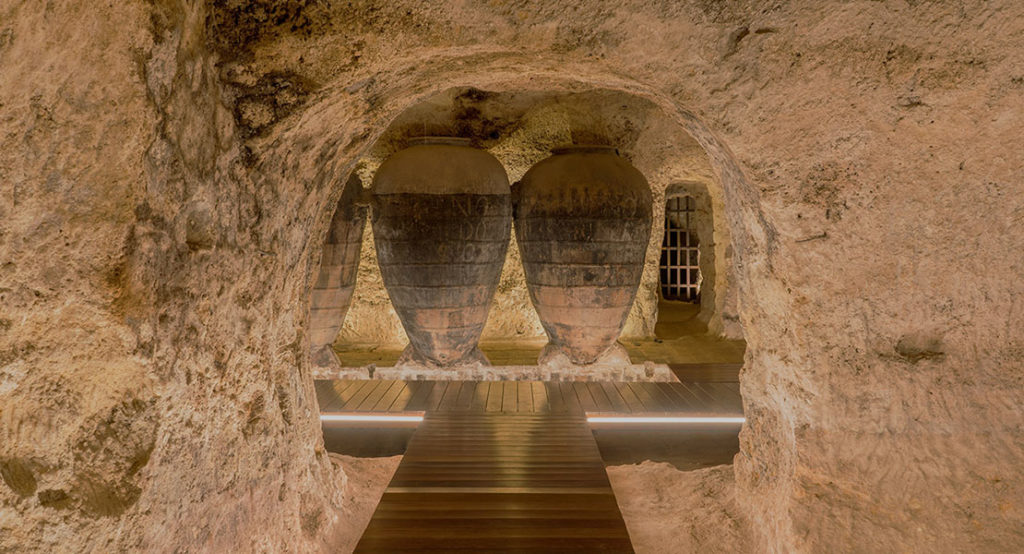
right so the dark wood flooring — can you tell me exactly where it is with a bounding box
[329,364,743,552]
[354,411,634,553]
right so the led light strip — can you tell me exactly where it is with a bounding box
[319,414,743,424]
[320,414,424,423]
[587,416,745,424]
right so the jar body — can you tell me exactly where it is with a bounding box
[310,174,366,349]
[514,146,652,365]
[372,139,511,366]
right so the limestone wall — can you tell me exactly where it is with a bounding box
[1,1,341,551]
[2,1,1022,552]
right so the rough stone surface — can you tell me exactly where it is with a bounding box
[2,1,1023,552]
[607,462,752,553]
[322,454,400,554]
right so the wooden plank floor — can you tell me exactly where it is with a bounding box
[354,411,634,553]
[328,375,744,552]
[316,379,742,416]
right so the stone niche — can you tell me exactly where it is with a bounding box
[332,87,737,352]
[662,181,742,338]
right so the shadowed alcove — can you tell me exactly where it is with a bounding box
[308,86,748,376]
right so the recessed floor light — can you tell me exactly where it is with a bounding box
[320,413,424,423]
[587,416,745,424]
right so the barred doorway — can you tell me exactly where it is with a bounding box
[659,195,700,302]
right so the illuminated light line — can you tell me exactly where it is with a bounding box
[587,416,745,424]
[320,413,424,423]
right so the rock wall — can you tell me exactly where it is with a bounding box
[2,1,341,551]
[2,1,1022,552]
[608,462,752,553]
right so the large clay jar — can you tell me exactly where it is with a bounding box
[514,145,652,365]
[309,173,366,363]
[372,137,511,367]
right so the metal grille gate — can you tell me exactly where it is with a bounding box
[659,196,700,301]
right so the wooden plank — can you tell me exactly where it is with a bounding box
[329,379,368,411]
[373,380,407,411]
[586,382,613,413]
[333,379,362,404]
[517,381,534,413]
[437,381,464,412]
[559,383,582,414]
[599,381,631,413]
[425,381,450,411]
[571,382,599,413]
[313,377,736,416]
[673,382,713,413]
[693,382,740,414]
[670,362,742,383]
[531,382,548,413]
[357,380,397,412]
[472,381,491,412]
[501,381,518,413]
[355,411,633,553]
[457,381,478,411]
[614,383,645,414]
[656,382,700,413]
[314,380,341,412]
[387,381,415,412]
[319,379,367,411]
[637,382,676,413]
[486,381,504,412]
[545,382,566,414]
[344,380,378,411]
[404,381,437,411]
[625,382,659,413]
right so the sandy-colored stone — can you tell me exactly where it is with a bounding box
[607,462,752,553]
[3,1,1022,552]
[322,454,401,554]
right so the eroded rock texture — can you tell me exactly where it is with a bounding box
[2,1,1022,552]
[608,462,752,553]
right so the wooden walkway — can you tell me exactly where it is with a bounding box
[330,366,743,552]
[354,410,634,553]
[315,376,742,417]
